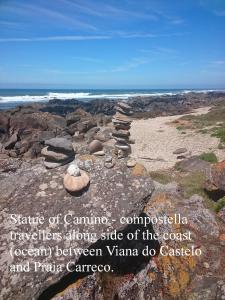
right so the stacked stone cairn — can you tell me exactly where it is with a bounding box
[41,137,75,169]
[112,101,134,158]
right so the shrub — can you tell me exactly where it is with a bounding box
[199,152,218,163]
[214,197,225,213]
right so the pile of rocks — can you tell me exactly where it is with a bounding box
[41,137,75,168]
[112,101,134,158]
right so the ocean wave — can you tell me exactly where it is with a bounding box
[0,89,223,103]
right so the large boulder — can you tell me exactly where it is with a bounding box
[0,159,154,300]
[205,161,225,192]
[52,193,225,300]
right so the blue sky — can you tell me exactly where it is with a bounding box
[0,0,225,89]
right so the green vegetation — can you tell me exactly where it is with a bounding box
[178,102,225,147]
[176,126,184,131]
[198,152,218,163]
[214,197,225,213]
[149,166,224,213]
[211,126,225,144]
[149,171,172,184]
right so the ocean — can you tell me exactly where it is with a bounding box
[0,88,221,110]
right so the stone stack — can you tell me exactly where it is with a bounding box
[112,101,134,158]
[41,137,75,168]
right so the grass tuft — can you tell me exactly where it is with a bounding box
[198,152,218,163]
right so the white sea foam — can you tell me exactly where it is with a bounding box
[0,90,223,103]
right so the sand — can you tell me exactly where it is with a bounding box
[130,106,225,171]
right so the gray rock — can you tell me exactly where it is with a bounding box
[114,137,130,145]
[93,150,105,156]
[173,147,187,154]
[115,143,131,151]
[112,129,130,138]
[105,155,113,163]
[44,156,74,169]
[41,146,74,162]
[176,156,210,175]
[37,131,55,143]
[4,132,18,150]
[0,160,154,300]
[45,138,74,153]
[127,159,137,168]
[88,140,103,154]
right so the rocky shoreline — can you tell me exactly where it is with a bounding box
[0,92,225,300]
[1,92,225,162]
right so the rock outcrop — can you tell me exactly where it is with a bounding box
[0,158,154,300]
[50,192,225,300]
[205,161,225,192]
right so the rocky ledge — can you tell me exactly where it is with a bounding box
[0,157,154,300]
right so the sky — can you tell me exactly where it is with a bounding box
[0,0,225,89]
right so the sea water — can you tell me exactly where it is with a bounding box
[0,88,221,110]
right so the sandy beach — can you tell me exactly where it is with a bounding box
[130,106,225,171]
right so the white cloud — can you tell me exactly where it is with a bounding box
[0,35,111,42]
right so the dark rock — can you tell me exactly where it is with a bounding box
[77,119,97,134]
[65,113,80,126]
[41,146,74,162]
[173,147,188,154]
[4,132,18,150]
[112,129,130,138]
[45,138,74,153]
[0,112,9,136]
[8,150,18,158]
[37,131,56,143]
[23,142,42,159]
[176,156,211,175]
